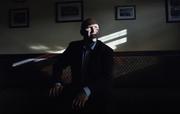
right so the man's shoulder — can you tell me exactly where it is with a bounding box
[67,40,84,48]
[69,40,83,46]
[97,40,113,52]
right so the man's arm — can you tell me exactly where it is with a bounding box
[49,43,73,96]
[51,43,73,84]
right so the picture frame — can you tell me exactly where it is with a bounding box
[165,0,180,23]
[9,8,29,28]
[115,5,136,20]
[55,1,83,22]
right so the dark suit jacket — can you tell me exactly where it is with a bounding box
[52,40,114,98]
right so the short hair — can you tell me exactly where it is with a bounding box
[80,18,98,36]
[81,18,97,29]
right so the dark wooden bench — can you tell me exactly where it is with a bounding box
[0,51,180,112]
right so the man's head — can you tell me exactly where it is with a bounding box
[80,18,100,42]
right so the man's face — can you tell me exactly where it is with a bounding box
[84,24,99,39]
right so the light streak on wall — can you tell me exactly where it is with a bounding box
[46,29,128,53]
[30,45,49,50]
[12,29,128,67]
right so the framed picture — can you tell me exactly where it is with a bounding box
[55,1,83,22]
[115,5,136,20]
[165,0,180,23]
[9,8,29,28]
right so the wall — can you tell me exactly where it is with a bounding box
[0,0,180,54]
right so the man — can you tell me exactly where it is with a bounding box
[49,18,114,112]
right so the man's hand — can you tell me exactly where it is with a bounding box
[49,83,64,96]
[72,92,89,110]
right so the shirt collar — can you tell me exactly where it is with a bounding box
[83,40,97,50]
